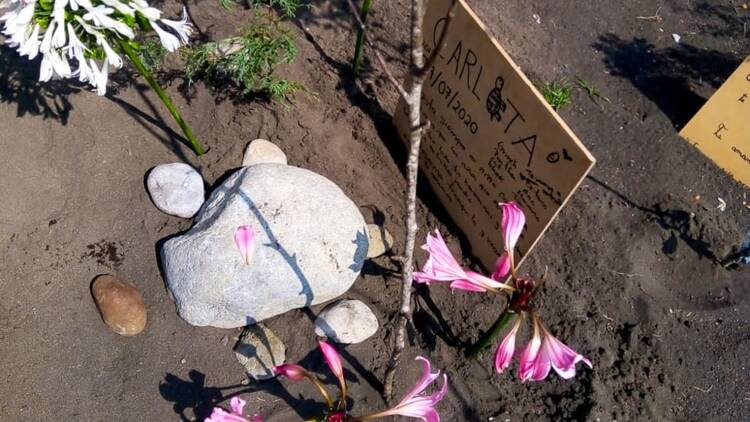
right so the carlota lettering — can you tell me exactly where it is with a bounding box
[733,145,750,166]
[432,14,544,167]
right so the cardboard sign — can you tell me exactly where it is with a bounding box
[680,57,750,188]
[395,0,595,270]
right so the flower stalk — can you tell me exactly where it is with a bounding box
[351,0,372,76]
[116,38,205,156]
[466,308,515,358]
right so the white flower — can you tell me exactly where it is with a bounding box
[129,0,160,21]
[101,0,133,16]
[39,20,56,53]
[150,20,180,52]
[89,58,109,96]
[83,5,134,38]
[160,7,192,44]
[95,34,122,68]
[17,23,39,59]
[66,23,94,83]
[2,1,36,48]
[39,48,72,81]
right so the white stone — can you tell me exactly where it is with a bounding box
[314,299,378,344]
[146,163,205,218]
[366,224,393,258]
[242,139,287,167]
[161,164,369,328]
[234,323,285,380]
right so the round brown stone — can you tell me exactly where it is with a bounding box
[92,275,147,336]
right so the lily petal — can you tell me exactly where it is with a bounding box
[491,252,512,281]
[494,316,522,373]
[413,230,467,284]
[234,225,256,265]
[318,340,345,392]
[272,363,307,381]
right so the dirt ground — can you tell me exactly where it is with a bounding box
[1,1,749,421]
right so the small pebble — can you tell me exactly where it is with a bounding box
[242,139,287,167]
[315,299,379,344]
[234,323,286,380]
[146,163,205,218]
[366,224,393,258]
[92,274,147,336]
[181,358,187,364]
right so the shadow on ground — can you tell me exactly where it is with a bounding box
[593,34,742,128]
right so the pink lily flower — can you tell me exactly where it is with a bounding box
[319,340,347,398]
[450,271,514,293]
[362,356,448,422]
[273,363,307,381]
[498,202,525,270]
[234,225,256,265]
[205,397,263,422]
[414,230,513,293]
[494,316,522,373]
[491,252,512,281]
[413,230,466,284]
[518,316,592,382]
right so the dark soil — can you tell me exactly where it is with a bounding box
[1,1,748,421]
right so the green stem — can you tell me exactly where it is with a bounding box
[117,39,205,156]
[352,0,373,76]
[466,309,516,358]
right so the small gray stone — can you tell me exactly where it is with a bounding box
[314,299,378,344]
[366,224,393,258]
[147,163,204,218]
[242,139,287,166]
[234,323,285,380]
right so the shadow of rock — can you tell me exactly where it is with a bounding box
[592,34,742,128]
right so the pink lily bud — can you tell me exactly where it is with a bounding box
[318,340,346,394]
[205,397,263,422]
[234,225,256,265]
[362,356,448,422]
[494,316,522,373]
[518,316,592,382]
[273,363,307,381]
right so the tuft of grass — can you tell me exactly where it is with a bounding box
[184,16,305,102]
[136,38,169,72]
[576,77,611,104]
[538,79,573,111]
[220,0,303,17]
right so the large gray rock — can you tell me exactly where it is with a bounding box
[146,163,205,218]
[161,164,368,328]
[314,299,378,344]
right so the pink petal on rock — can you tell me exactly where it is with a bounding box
[234,225,256,265]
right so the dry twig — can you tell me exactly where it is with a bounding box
[344,0,457,400]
